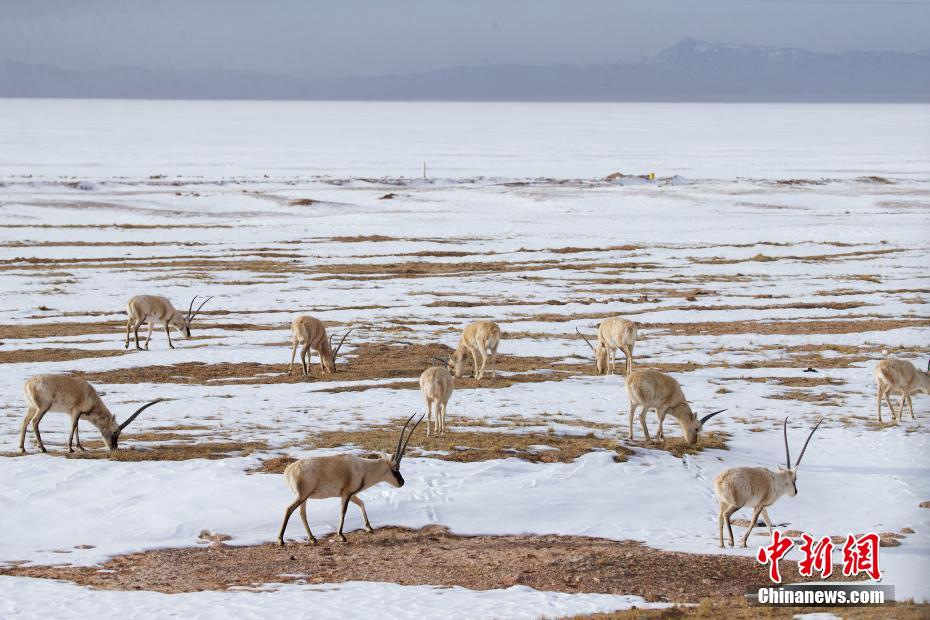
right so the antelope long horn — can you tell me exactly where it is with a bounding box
[575,327,596,352]
[783,416,791,470]
[394,412,417,462]
[699,409,726,426]
[794,417,824,469]
[398,414,425,461]
[187,295,198,322]
[189,296,213,321]
[118,398,165,431]
[332,328,353,356]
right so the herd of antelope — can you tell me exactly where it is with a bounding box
[13,293,930,549]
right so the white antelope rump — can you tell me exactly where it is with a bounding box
[625,369,725,444]
[19,375,163,453]
[125,294,212,350]
[277,414,423,546]
[875,358,930,423]
[420,364,454,436]
[448,320,501,381]
[714,417,823,548]
[288,316,353,378]
[577,317,637,375]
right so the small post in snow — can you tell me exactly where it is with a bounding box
[422,162,427,179]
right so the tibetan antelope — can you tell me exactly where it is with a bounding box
[875,358,930,423]
[577,317,637,375]
[715,417,823,548]
[278,413,423,546]
[625,369,724,444]
[19,375,163,453]
[125,294,212,350]
[420,365,454,436]
[288,316,352,378]
[448,320,501,381]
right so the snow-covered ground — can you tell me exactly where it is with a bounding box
[0,101,928,616]
[0,576,666,620]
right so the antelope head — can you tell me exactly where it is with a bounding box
[385,413,424,487]
[780,416,824,496]
[180,295,213,337]
[323,328,353,373]
[576,327,608,375]
[102,398,165,450]
[678,406,726,444]
[447,350,467,378]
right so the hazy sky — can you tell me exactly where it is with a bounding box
[1,0,927,79]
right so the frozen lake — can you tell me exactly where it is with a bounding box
[0,99,927,179]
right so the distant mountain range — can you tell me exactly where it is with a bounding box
[2,39,928,102]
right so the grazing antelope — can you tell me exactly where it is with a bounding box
[625,369,724,444]
[125,294,212,350]
[714,417,823,548]
[278,414,423,546]
[288,316,352,378]
[577,317,637,375]
[19,375,163,453]
[875,359,930,423]
[448,320,501,381]
[420,364,454,436]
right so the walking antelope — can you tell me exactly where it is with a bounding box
[625,369,724,444]
[448,320,501,381]
[420,364,454,436]
[577,317,637,375]
[278,414,423,546]
[288,316,353,377]
[125,294,212,350]
[875,359,930,423]
[19,375,163,453]
[714,417,823,548]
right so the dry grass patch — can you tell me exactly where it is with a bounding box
[739,376,843,388]
[0,348,128,364]
[0,526,855,602]
[265,420,631,468]
[76,342,583,389]
[309,258,657,280]
[692,248,900,265]
[6,433,266,461]
[666,301,869,312]
[0,320,123,339]
[649,317,930,337]
[523,315,929,337]
[249,455,297,474]
[65,441,266,462]
[765,391,843,406]
[251,416,723,472]
[329,235,399,242]
[628,431,730,458]
[849,274,882,284]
